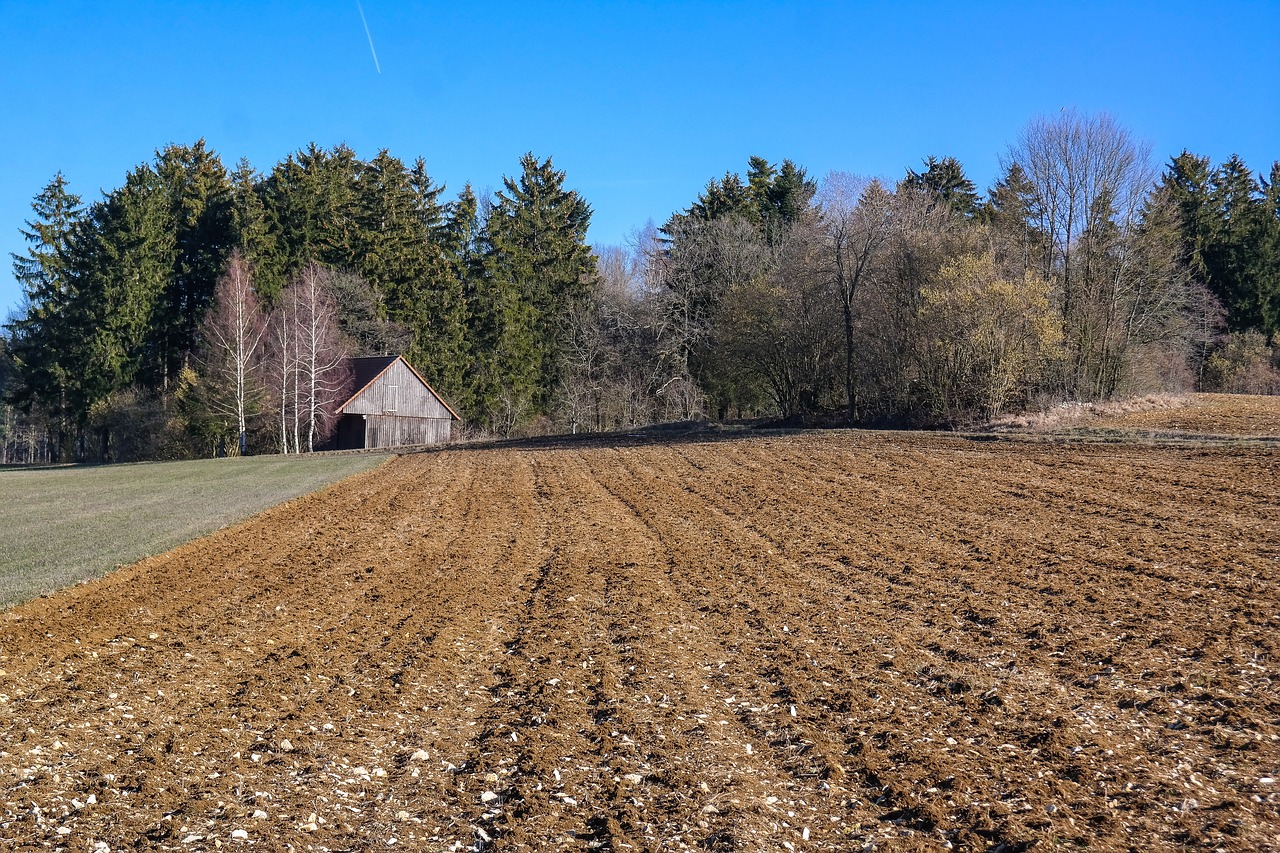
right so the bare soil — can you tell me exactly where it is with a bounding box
[1,429,1278,851]
[1085,393,1280,437]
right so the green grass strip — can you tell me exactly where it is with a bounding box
[0,454,388,608]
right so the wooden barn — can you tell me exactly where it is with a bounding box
[331,356,460,450]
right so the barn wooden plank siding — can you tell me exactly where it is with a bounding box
[331,356,460,450]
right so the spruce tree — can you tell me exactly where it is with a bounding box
[1260,162,1280,335]
[230,159,284,301]
[4,174,84,455]
[981,162,1048,275]
[473,154,595,426]
[1206,155,1268,332]
[1161,151,1215,281]
[262,144,362,273]
[152,141,236,387]
[352,152,465,392]
[768,160,818,227]
[903,156,980,218]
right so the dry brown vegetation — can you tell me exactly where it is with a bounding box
[986,392,1280,439]
[0,407,1278,850]
[1084,393,1280,437]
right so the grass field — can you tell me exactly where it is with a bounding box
[0,453,388,607]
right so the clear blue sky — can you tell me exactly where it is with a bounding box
[2,0,1277,316]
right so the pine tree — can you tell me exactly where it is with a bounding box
[6,175,83,404]
[472,154,595,428]
[4,174,84,456]
[903,156,980,218]
[151,141,236,388]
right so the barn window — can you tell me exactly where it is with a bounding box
[385,385,399,412]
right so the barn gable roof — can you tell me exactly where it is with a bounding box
[338,355,461,421]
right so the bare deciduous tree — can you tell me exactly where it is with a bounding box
[718,213,841,418]
[265,288,297,453]
[818,173,897,420]
[198,250,266,454]
[293,264,350,452]
[1004,110,1167,397]
[265,264,350,452]
[654,215,769,419]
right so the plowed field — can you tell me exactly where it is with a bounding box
[1085,393,1280,437]
[1,431,1278,851]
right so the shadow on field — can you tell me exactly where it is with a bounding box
[402,417,1280,457]
[433,420,810,454]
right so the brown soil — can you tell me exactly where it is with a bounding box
[1,431,1278,851]
[1084,393,1280,437]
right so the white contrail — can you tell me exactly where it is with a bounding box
[356,1,381,74]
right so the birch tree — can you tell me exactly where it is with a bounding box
[289,264,350,451]
[198,250,266,454]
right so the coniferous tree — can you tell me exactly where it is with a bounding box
[229,159,284,301]
[5,174,84,452]
[1260,162,1280,334]
[1161,151,1215,281]
[1206,156,1272,333]
[471,154,595,428]
[767,160,818,227]
[655,157,819,418]
[353,152,466,391]
[903,156,980,218]
[149,141,236,388]
[1162,153,1280,337]
[980,162,1048,276]
[67,164,176,418]
[262,144,362,273]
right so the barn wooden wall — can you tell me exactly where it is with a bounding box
[343,360,453,419]
[364,415,452,447]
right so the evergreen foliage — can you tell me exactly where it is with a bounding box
[1160,152,1280,337]
[5,173,84,450]
[658,157,817,417]
[903,156,981,218]
[468,153,595,430]
[2,124,1274,459]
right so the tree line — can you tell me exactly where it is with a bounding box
[2,110,1278,462]
[3,145,593,460]
[567,112,1278,430]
